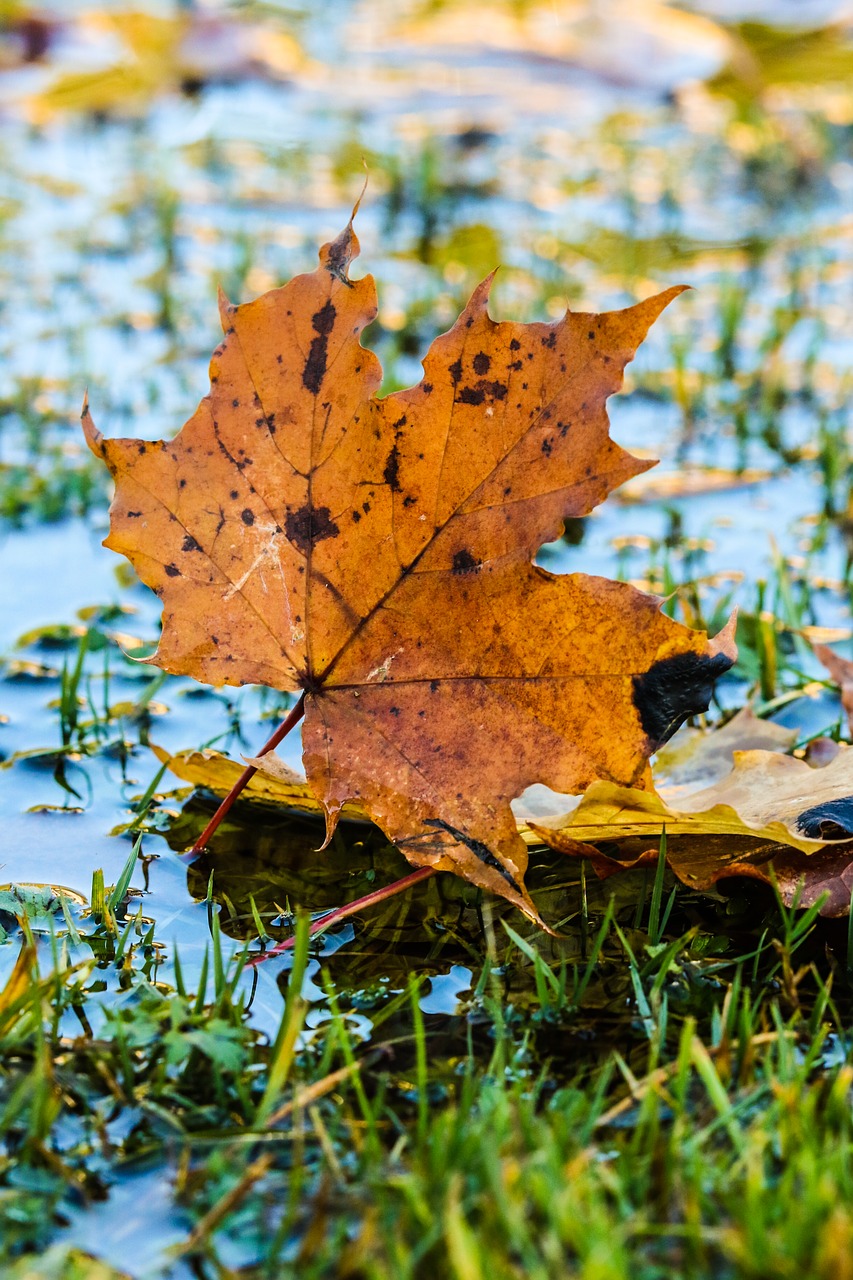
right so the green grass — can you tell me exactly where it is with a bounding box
[2,851,853,1277]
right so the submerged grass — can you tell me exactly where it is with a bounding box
[3,842,853,1277]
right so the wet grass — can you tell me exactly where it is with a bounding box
[4,835,853,1277]
[3,1,853,1274]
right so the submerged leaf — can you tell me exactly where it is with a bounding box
[151,744,367,822]
[86,217,735,924]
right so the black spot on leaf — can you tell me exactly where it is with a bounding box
[452,549,480,574]
[796,800,853,841]
[241,509,255,526]
[473,352,490,374]
[633,650,734,748]
[165,564,181,577]
[312,300,337,336]
[284,504,340,554]
[384,444,401,492]
[182,535,201,552]
[302,301,336,394]
[424,819,521,893]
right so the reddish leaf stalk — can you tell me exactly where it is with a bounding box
[247,866,438,967]
[189,691,306,856]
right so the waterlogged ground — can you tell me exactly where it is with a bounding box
[3,2,853,1275]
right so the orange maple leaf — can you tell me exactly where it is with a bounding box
[83,216,735,925]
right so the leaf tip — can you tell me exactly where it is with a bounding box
[319,803,342,850]
[80,393,104,457]
[217,285,236,330]
[710,611,738,665]
[455,271,497,330]
[320,192,365,285]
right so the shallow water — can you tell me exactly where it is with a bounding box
[3,0,853,941]
[2,3,853,1267]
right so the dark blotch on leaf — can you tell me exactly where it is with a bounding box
[452,550,480,574]
[312,300,337,337]
[302,301,336,394]
[182,535,201,552]
[796,799,853,841]
[284,504,340,554]
[384,444,401,492]
[241,509,255,526]
[473,352,491,374]
[425,819,522,893]
[165,564,181,577]
[632,649,734,747]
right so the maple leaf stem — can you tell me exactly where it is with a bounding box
[246,867,438,967]
[189,692,307,856]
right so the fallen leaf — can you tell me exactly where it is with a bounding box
[813,641,853,736]
[151,744,368,823]
[382,0,733,94]
[614,465,770,505]
[532,745,853,854]
[27,10,302,119]
[653,705,797,799]
[85,215,735,925]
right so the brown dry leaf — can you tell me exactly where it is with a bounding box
[653,706,797,799]
[532,743,853,915]
[813,642,853,736]
[531,746,853,854]
[85,215,735,926]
